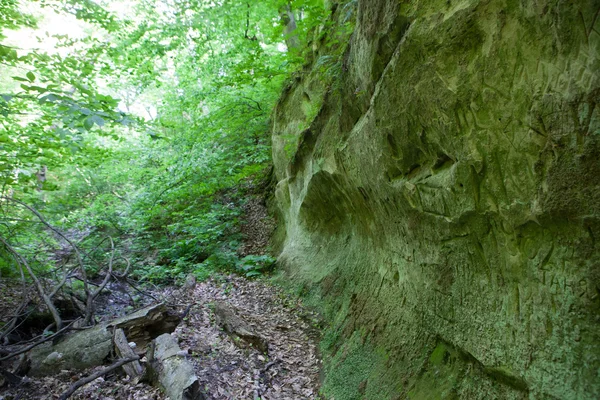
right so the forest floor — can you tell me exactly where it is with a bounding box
[0,274,323,399]
[1,196,324,399]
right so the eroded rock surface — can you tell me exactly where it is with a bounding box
[271,0,600,399]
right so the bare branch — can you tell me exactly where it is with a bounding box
[0,236,63,330]
[238,96,262,111]
[91,238,115,301]
[0,197,91,303]
[0,198,112,326]
[0,320,78,362]
[82,236,116,325]
[113,255,131,279]
[58,356,140,400]
[0,301,30,343]
[121,277,160,302]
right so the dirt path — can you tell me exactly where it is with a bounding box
[177,275,322,399]
[0,274,323,400]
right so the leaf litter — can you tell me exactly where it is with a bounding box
[173,274,323,399]
[0,274,323,400]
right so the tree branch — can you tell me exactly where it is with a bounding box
[0,320,78,362]
[243,3,256,40]
[0,236,63,330]
[58,356,140,400]
[0,197,91,305]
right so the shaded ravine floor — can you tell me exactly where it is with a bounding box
[177,275,322,399]
[0,274,323,400]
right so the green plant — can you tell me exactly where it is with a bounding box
[236,254,276,278]
[0,0,328,287]
[192,264,213,282]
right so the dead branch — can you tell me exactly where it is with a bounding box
[113,255,131,279]
[0,197,92,313]
[0,301,29,344]
[48,264,79,299]
[81,236,116,325]
[0,198,123,328]
[91,237,115,300]
[0,320,78,362]
[80,236,112,264]
[57,356,140,400]
[0,310,34,346]
[0,236,63,330]
[120,277,160,302]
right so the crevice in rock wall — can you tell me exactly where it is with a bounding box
[435,337,530,393]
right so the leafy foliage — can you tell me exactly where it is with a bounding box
[0,0,333,282]
[236,254,276,277]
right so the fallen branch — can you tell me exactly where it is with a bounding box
[180,304,193,321]
[121,277,160,302]
[113,329,143,379]
[57,356,139,400]
[0,236,63,330]
[0,197,91,304]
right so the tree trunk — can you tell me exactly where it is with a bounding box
[279,2,300,50]
[147,333,204,400]
[113,328,143,380]
[26,303,179,376]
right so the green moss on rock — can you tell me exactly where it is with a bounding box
[270,0,600,399]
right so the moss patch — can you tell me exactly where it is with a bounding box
[321,331,378,400]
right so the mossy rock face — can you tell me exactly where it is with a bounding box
[271,0,600,399]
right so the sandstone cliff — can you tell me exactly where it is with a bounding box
[271,1,600,399]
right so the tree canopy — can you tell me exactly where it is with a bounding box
[0,0,330,282]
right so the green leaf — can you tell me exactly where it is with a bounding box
[12,76,29,82]
[0,46,17,61]
[29,86,47,93]
[120,117,134,126]
[41,181,60,191]
[83,117,95,130]
[90,115,105,127]
[26,71,35,82]
[39,94,58,103]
